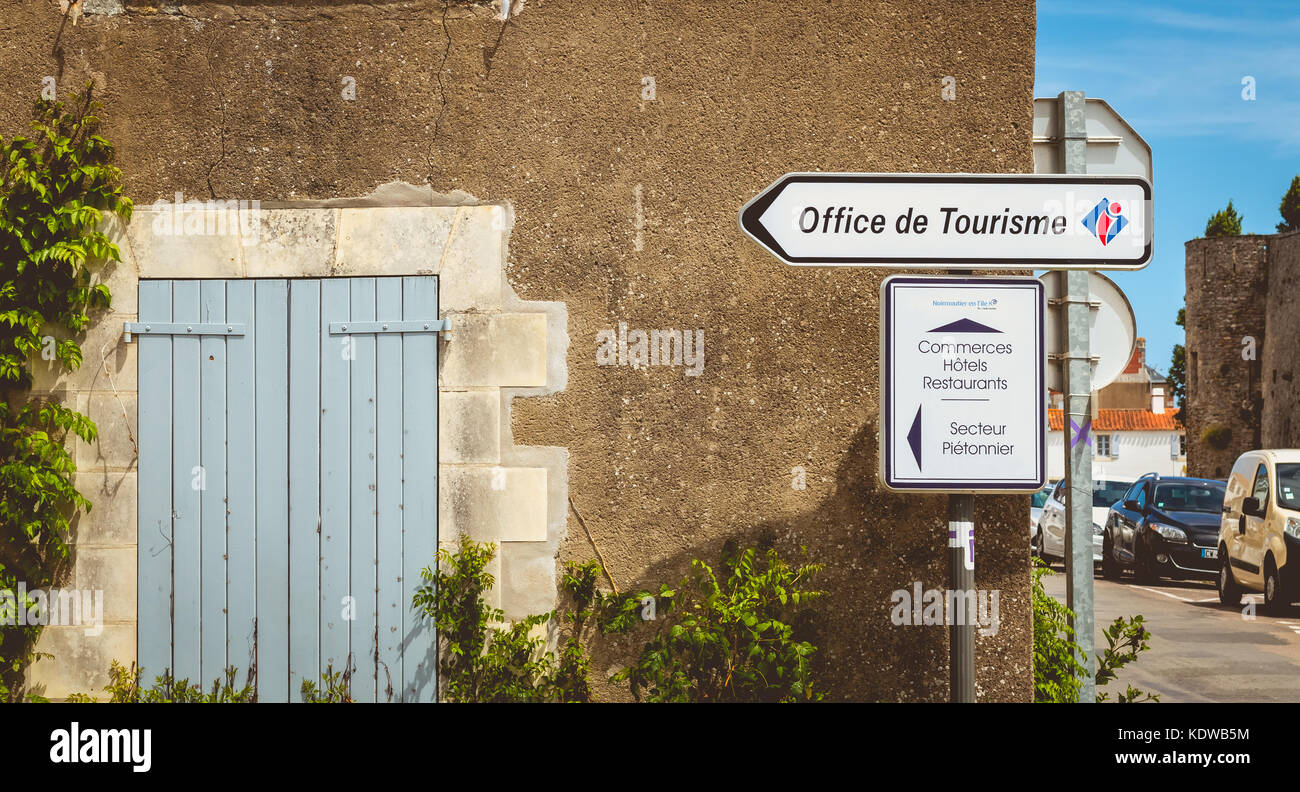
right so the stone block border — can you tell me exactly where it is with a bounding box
[25,183,568,699]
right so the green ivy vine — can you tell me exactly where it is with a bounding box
[0,86,132,701]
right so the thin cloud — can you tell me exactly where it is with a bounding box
[1037,33,1300,148]
[1040,0,1300,35]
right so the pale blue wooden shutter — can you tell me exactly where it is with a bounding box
[137,277,438,702]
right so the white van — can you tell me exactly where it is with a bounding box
[1217,450,1300,612]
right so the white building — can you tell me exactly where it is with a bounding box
[1046,337,1189,482]
[1047,409,1187,482]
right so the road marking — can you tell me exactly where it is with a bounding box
[1133,586,1203,603]
[1109,583,1300,647]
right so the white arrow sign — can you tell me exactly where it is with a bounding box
[880,276,1046,492]
[740,173,1152,269]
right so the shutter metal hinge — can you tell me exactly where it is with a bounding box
[328,319,451,340]
[122,323,246,343]
[123,319,452,342]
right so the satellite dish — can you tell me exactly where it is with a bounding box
[1040,270,1137,392]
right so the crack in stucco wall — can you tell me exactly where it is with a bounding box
[200,38,229,199]
[482,11,509,80]
[429,1,453,168]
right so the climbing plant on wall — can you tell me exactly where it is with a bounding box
[0,85,132,701]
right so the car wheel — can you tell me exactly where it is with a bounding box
[1264,558,1290,614]
[1101,532,1122,580]
[1133,539,1157,584]
[1217,549,1242,607]
[1033,530,1047,562]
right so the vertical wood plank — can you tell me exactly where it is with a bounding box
[225,280,258,684]
[199,280,228,684]
[170,281,202,682]
[319,280,352,682]
[288,280,322,699]
[254,280,290,700]
[401,276,438,702]
[137,280,173,679]
[375,278,404,702]
[349,278,378,703]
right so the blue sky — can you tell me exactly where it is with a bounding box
[1036,0,1300,375]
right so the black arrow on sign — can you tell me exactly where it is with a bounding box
[907,405,922,469]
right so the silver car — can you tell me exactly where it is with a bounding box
[1030,482,1054,542]
[1035,478,1135,563]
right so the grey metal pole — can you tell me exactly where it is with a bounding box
[945,266,977,704]
[948,493,975,702]
[1060,90,1096,702]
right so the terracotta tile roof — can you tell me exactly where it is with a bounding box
[1121,347,1143,375]
[1048,409,1182,432]
[1120,337,1148,375]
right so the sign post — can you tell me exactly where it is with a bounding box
[740,157,1151,703]
[1060,91,1096,702]
[880,275,1046,702]
[946,269,977,706]
[948,491,975,702]
[1032,90,1152,702]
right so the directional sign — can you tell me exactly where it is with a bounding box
[739,173,1152,269]
[880,276,1046,492]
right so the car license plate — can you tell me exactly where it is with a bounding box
[1202,548,1218,559]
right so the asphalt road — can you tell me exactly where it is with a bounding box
[1041,563,1300,702]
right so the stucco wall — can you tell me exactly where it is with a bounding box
[3,0,1037,701]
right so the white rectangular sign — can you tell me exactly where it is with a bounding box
[881,276,1046,492]
[740,173,1151,269]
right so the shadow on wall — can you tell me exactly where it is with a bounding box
[582,418,1029,703]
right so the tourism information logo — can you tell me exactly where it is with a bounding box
[1081,197,1128,246]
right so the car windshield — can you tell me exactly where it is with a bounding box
[1031,486,1052,509]
[1152,481,1225,514]
[1278,465,1300,510]
[1093,481,1131,509]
